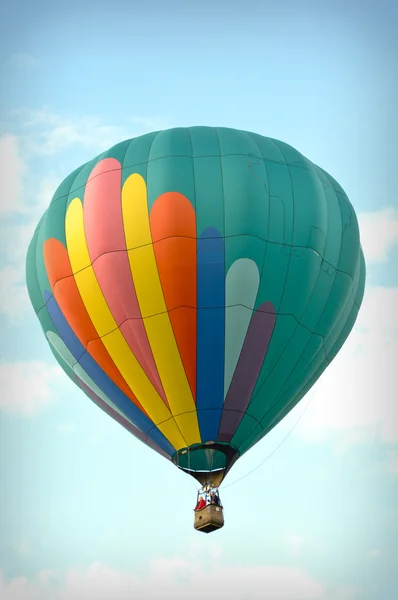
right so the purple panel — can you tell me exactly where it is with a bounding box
[217,302,276,442]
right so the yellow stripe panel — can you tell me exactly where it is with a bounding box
[65,197,186,450]
[122,174,201,445]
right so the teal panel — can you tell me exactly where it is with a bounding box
[315,271,353,338]
[289,165,328,255]
[222,154,269,238]
[355,250,366,306]
[267,333,325,416]
[237,422,264,456]
[264,161,294,246]
[247,325,312,424]
[146,156,195,212]
[232,414,263,453]
[272,139,312,170]
[148,127,193,160]
[122,132,159,183]
[335,191,360,277]
[256,242,290,310]
[193,155,224,236]
[177,448,227,471]
[246,133,287,164]
[323,284,357,356]
[312,168,343,268]
[224,235,265,275]
[279,248,323,323]
[26,228,44,313]
[217,127,262,156]
[101,139,131,165]
[326,303,359,363]
[299,262,338,332]
[49,164,85,205]
[189,126,220,157]
[69,156,101,210]
[252,314,298,397]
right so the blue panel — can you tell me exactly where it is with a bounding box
[196,228,225,441]
[44,290,175,455]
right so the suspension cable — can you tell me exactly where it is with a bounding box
[222,393,314,490]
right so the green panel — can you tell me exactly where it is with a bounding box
[355,250,366,306]
[321,168,348,197]
[148,127,193,160]
[299,262,338,332]
[26,228,44,313]
[224,235,265,276]
[35,197,68,301]
[247,325,312,423]
[222,154,269,238]
[246,133,287,164]
[279,248,323,323]
[323,274,359,356]
[268,333,325,413]
[315,271,353,338]
[312,168,343,268]
[193,156,224,236]
[217,126,262,156]
[335,191,360,277]
[262,352,329,441]
[265,161,294,246]
[49,164,86,205]
[146,156,195,212]
[176,448,227,471]
[232,414,263,453]
[326,303,359,363]
[189,126,220,157]
[252,314,297,397]
[122,162,148,188]
[101,139,131,165]
[271,139,312,170]
[69,156,101,210]
[122,132,159,183]
[289,165,328,255]
[256,243,290,311]
[237,422,264,456]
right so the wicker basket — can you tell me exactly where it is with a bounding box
[194,504,224,533]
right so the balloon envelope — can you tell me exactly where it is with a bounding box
[26,127,365,484]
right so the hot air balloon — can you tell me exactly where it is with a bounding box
[26,127,365,533]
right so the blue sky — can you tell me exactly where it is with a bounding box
[0,1,397,598]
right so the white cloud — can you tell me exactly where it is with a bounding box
[296,285,398,446]
[0,361,63,416]
[358,207,398,264]
[0,264,31,318]
[0,109,169,319]
[0,134,25,215]
[23,109,167,156]
[0,560,327,600]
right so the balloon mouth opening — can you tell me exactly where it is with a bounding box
[172,441,240,486]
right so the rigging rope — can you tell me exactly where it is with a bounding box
[222,393,314,490]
